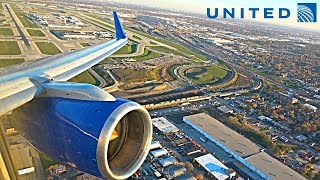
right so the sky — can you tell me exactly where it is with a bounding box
[115,0,319,31]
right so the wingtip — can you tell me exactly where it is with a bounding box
[113,11,126,40]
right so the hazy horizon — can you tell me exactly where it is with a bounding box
[111,0,319,31]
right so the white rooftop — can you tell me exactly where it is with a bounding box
[150,148,168,158]
[152,117,179,134]
[194,154,230,180]
[149,141,162,150]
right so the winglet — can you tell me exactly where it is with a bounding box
[113,12,126,39]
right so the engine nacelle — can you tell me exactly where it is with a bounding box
[9,96,152,179]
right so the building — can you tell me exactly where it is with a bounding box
[158,156,178,167]
[175,173,196,180]
[184,113,306,180]
[258,116,291,132]
[150,148,168,159]
[184,113,261,158]
[296,135,308,142]
[194,154,236,180]
[152,117,179,134]
[173,137,190,147]
[163,165,187,180]
[304,104,318,112]
[149,141,162,150]
[217,106,234,114]
[180,144,202,156]
[245,152,306,180]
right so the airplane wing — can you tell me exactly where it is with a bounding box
[0,12,127,116]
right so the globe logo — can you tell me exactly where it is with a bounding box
[297,3,317,22]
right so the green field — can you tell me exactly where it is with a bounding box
[185,66,229,84]
[26,29,45,36]
[13,11,38,28]
[132,35,142,41]
[0,41,21,55]
[0,58,24,68]
[69,71,98,85]
[150,46,186,57]
[35,42,61,55]
[0,19,6,24]
[114,44,138,55]
[86,14,207,62]
[135,48,162,61]
[0,28,14,36]
[126,27,208,61]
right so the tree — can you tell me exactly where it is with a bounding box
[228,116,238,121]
[251,103,258,109]
[195,174,204,180]
[185,161,194,172]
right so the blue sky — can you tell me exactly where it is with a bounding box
[118,0,319,30]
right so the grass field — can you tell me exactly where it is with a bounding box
[0,41,21,55]
[69,71,98,85]
[127,27,208,61]
[150,46,186,57]
[13,11,38,28]
[26,29,45,36]
[185,66,229,84]
[0,28,14,36]
[86,14,207,62]
[135,49,162,61]
[114,44,138,55]
[35,42,61,55]
[132,35,142,41]
[0,58,24,68]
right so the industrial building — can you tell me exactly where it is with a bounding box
[183,113,307,180]
[245,152,306,180]
[149,148,168,159]
[149,141,162,150]
[158,156,178,168]
[183,113,261,157]
[151,117,179,134]
[163,165,187,180]
[194,154,236,180]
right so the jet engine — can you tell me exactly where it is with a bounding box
[7,82,153,179]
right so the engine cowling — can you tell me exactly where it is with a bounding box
[9,96,152,179]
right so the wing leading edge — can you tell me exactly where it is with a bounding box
[0,12,127,116]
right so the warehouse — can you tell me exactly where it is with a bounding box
[183,113,260,157]
[152,117,179,134]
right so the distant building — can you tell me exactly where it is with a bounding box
[194,154,236,180]
[151,117,179,134]
[163,165,187,180]
[257,116,291,132]
[217,106,234,114]
[149,148,168,159]
[149,141,162,151]
[158,156,178,168]
[296,135,308,142]
[304,104,318,112]
[175,173,196,180]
